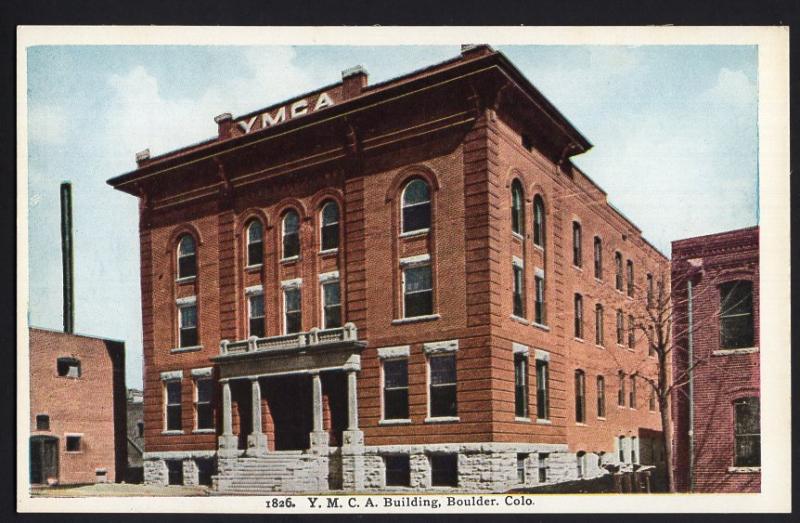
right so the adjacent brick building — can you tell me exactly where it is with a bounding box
[29,327,127,485]
[671,226,760,492]
[108,45,667,493]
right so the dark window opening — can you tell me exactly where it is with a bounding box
[514,353,529,418]
[538,453,549,483]
[615,252,623,291]
[36,414,50,431]
[429,354,457,418]
[511,180,524,236]
[383,359,409,420]
[574,294,583,339]
[401,179,431,234]
[536,360,549,420]
[195,378,214,430]
[618,372,626,407]
[534,275,546,325]
[533,196,546,248]
[430,454,458,487]
[177,235,197,279]
[197,458,215,486]
[626,260,635,297]
[734,397,760,467]
[320,201,340,251]
[166,460,183,485]
[248,293,265,338]
[575,370,586,423]
[246,220,263,266]
[322,281,342,329]
[179,304,198,348]
[512,263,525,318]
[384,455,411,487]
[572,222,582,267]
[597,376,606,418]
[403,264,433,318]
[629,375,637,408]
[595,304,604,346]
[137,421,144,438]
[616,310,624,345]
[282,211,300,259]
[628,315,636,349]
[594,237,603,279]
[517,453,528,484]
[57,357,81,378]
[284,287,301,334]
[166,380,182,431]
[720,281,754,349]
[66,435,81,452]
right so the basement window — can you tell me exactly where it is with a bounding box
[197,458,215,486]
[57,357,81,378]
[166,460,184,485]
[517,453,528,484]
[384,455,411,487]
[430,454,458,487]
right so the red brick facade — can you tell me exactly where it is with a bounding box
[29,328,126,484]
[671,227,760,493]
[110,46,666,485]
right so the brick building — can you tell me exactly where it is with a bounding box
[108,45,667,492]
[29,327,127,485]
[671,227,760,492]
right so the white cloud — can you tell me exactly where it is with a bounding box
[27,103,67,145]
[703,67,757,109]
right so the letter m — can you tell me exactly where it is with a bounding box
[327,498,340,508]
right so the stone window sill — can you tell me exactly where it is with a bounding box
[280,255,300,264]
[575,422,587,426]
[573,265,583,272]
[595,277,603,284]
[510,315,529,325]
[161,430,184,435]
[597,417,606,421]
[399,228,429,239]
[515,417,532,423]
[65,451,83,454]
[595,344,605,350]
[379,419,412,426]
[532,243,544,253]
[424,416,459,424]
[573,337,585,343]
[175,276,196,284]
[319,248,339,256]
[244,264,262,272]
[728,466,760,474]
[713,347,759,356]
[171,345,203,354]
[392,314,440,325]
[532,322,549,331]
[536,418,552,425]
[192,429,216,434]
[512,232,524,242]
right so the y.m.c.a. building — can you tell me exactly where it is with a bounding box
[108,45,668,493]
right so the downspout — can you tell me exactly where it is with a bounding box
[687,278,695,492]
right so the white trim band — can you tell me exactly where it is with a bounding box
[160,370,183,381]
[377,345,411,359]
[534,349,550,362]
[399,253,431,267]
[513,342,529,355]
[281,278,302,289]
[512,256,524,268]
[176,295,197,306]
[319,270,340,283]
[245,285,263,295]
[535,267,545,278]
[191,367,213,378]
[423,339,459,354]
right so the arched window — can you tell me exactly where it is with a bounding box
[595,303,604,346]
[177,234,197,279]
[320,201,340,251]
[533,195,545,248]
[401,179,431,234]
[511,180,524,235]
[614,252,623,291]
[282,210,300,259]
[246,220,263,267]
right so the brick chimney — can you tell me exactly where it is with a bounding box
[215,112,233,139]
[341,65,368,100]
[135,149,150,167]
[460,44,493,59]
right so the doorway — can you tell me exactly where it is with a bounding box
[266,375,313,451]
[30,436,59,485]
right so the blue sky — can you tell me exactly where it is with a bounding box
[25,45,758,387]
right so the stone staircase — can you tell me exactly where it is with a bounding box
[213,452,330,495]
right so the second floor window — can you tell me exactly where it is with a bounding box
[626,260,635,297]
[574,370,586,423]
[165,380,182,431]
[511,180,524,236]
[618,372,625,407]
[322,281,342,329]
[383,358,409,420]
[572,222,582,267]
[248,293,265,338]
[536,359,549,420]
[629,374,637,408]
[595,304,604,346]
[177,234,197,279]
[320,201,340,251]
[534,273,546,325]
[734,397,760,467]
[514,353,529,418]
[429,354,457,418]
[179,303,198,347]
[246,220,263,266]
[615,252,623,291]
[628,315,636,349]
[401,179,431,234]
[720,280,754,349]
[597,375,606,417]
[195,378,213,430]
[533,195,545,248]
[574,293,583,339]
[403,263,433,318]
[647,273,654,307]
[513,262,525,318]
[284,287,301,334]
[594,237,603,279]
[282,211,300,259]
[616,309,624,345]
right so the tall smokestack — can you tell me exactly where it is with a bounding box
[60,182,74,334]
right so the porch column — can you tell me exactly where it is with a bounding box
[247,377,268,456]
[309,371,329,451]
[342,354,364,448]
[218,379,238,456]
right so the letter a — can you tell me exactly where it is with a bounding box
[314,92,334,111]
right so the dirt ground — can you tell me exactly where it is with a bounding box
[30,483,212,497]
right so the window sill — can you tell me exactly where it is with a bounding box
[573,337,585,343]
[399,228,429,239]
[379,419,412,426]
[713,347,759,356]
[572,265,583,272]
[170,345,203,354]
[594,277,603,284]
[515,417,532,423]
[532,322,549,331]
[512,232,524,242]
[575,422,587,426]
[536,418,552,425]
[244,264,263,272]
[625,347,636,352]
[392,314,440,325]
[727,466,760,474]
[192,429,216,434]
[161,430,184,435]
[64,450,83,454]
[319,248,339,256]
[510,315,529,325]
[424,416,459,424]
[280,255,300,264]
[594,344,605,350]
[56,375,82,380]
[175,276,196,284]
[532,243,544,252]
[597,417,606,421]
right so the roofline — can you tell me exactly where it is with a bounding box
[672,225,759,251]
[28,325,126,345]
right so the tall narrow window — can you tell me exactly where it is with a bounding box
[320,201,340,251]
[195,377,213,430]
[597,376,606,418]
[536,359,549,420]
[646,273,654,307]
[533,195,545,248]
[594,237,603,279]
[534,272,546,325]
[538,453,549,483]
[618,372,626,407]
[595,304,604,346]
[403,263,433,318]
[618,436,626,462]
[383,359,409,420]
[649,387,657,411]
[631,437,638,464]
[733,397,760,467]
[322,281,342,329]
[614,252,623,291]
[572,222,582,267]
[517,453,527,484]
[178,303,198,347]
[246,220,263,266]
[511,180,525,236]
[165,380,182,431]
[514,353,529,418]
[248,293,265,338]
[177,234,197,279]
[628,314,636,349]
[648,325,657,357]
[512,261,525,318]
[401,179,431,234]
[284,287,301,334]
[720,281,754,349]
[616,309,624,345]
[429,354,457,418]
[574,293,584,339]
[574,370,586,423]
[576,451,587,478]
[282,210,300,259]
[629,374,637,408]
[626,260,635,297]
